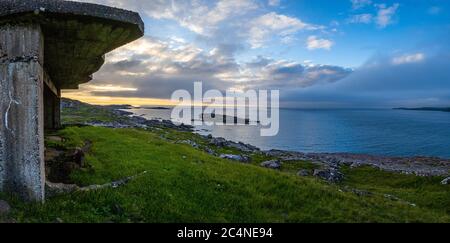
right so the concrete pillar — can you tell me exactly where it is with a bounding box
[44,86,61,130]
[54,92,61,129]
[0,24,46,201]
[44,86,54,130]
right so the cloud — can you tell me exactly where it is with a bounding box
[234,57,352,89]
[67,0,349,105]
[69,0,448,109]
[347,13,373,24]
[144,0,259,36]
[268,0,281,7]
[76,0,322,50]
[350,0,372,10]
[392,53,425,65]
[78,36,235,97]
[75,0,257,36]
[262,62,352,88]
[347,2,400,28]
[78,84,138,92]
[306,36,334,50]
[247,12,321,48]
[281,49,450,108]
[70,35,350,100]
[340,51,450,96]
[375,3,400,28]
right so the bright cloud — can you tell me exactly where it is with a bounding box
[78,84,138,92]
[375,3,400,28]
[248,12,320,48]
[392,53,425,65]
[350,0,372,10]
[76,0,258,36]
[347,2,400,28]
[268,0,281,7]
[73,35,350,100]
[306,36,334,50]
[76,0,320,50]
[70,0,344,101]
[348,13,373,24]
[151,0,258,36]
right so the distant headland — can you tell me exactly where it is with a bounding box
[394,107,450,112]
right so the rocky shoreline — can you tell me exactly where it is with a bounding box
[264,150,450,177]
[204,137,449,183]
[61,99,450,184]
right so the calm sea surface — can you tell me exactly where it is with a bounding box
[128,108,450,158]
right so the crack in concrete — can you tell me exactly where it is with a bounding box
[5,90,20,135]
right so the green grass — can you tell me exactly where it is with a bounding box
[61,103,126,124]
[1,126,449,223]
[340,166,450,216]
[280,160,321,174]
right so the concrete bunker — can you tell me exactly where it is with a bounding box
[0,0,144,201]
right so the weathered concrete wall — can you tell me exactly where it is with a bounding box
[0,0,144,202]
[0,24,46,201]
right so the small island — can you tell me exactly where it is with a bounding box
[141,106,171,110]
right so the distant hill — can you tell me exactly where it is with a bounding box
[394,107,450,112]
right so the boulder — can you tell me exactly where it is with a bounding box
[204,147,217,156]
[54,218,64,223]
[261,160,282,170]
[210,137,228,147]
[441,177,450,185]
[220,154,250,163]
[297,169,311,177]
[313,168,344,183]
[352,189,372,197]
[228,142,260,153]
[209,137,259,153]
[45,181,79,197]
[384,194,400,201]
[343,186,373,197]
[177,140,199,148]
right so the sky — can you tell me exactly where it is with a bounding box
[64,0,450,108]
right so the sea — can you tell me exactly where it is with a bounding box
[127,108,450,159]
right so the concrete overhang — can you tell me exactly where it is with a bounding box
[0,0,144,89]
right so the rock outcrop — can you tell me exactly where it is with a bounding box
[208,136,259,153]
[220,154,251,163]
[313,168,344,183]
[260,160,282,170]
